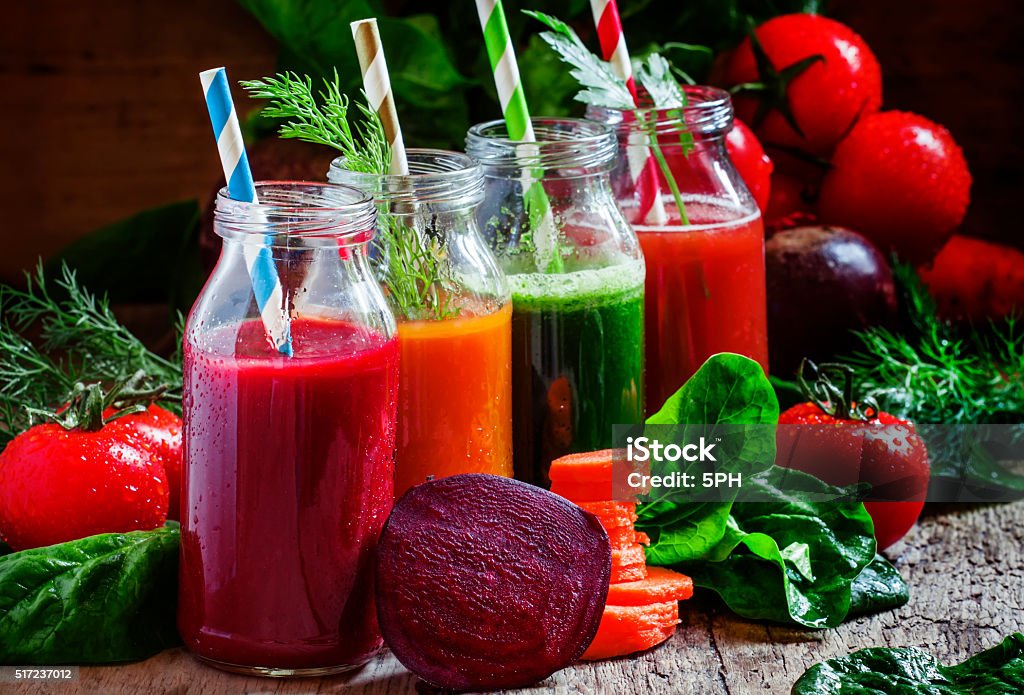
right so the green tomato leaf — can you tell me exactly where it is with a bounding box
[792,633,1024,694]
[0,525,180,664]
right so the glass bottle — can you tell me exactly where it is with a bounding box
[328,150,512,497]
[588,86,768,414]
[179,182,398,676]
[466,118,644,488]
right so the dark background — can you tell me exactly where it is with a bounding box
[0,0,1020,287]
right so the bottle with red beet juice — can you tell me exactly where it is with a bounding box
[179,182,398,676]
[588,87,768,414]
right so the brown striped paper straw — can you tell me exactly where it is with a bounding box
[351,18,409,175]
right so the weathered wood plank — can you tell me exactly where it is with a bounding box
[11,502,1023,694]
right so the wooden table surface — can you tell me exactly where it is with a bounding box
[15,502,1023,695]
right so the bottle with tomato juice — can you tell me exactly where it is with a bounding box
[328,150,512,497]
[588,87,768,414]
[179,183,398,676]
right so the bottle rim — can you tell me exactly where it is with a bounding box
[214,181,377,245]
[465,117,617,176]
[327,149,484,210]
[587,85,734,137]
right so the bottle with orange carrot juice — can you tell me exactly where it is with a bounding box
[329,150,512,496]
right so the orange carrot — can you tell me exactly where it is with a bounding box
[611,544,648,583]
[605,525,650,549]
[549,449,649,502]
[580,602,679,660]
[606,567,694,606]
[578,501,637,529]
[549,450,618,482]
[550,479,616,503]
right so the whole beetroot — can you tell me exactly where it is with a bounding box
[767,226,897,377]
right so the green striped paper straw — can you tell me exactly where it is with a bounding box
[475,0,561,274]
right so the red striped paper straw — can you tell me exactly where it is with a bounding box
[590,0,668,225]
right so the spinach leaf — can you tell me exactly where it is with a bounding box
[679,467,878,629]
[639,353,779,564]
[0,525,180,664]
[792,633,1024,694]
[848,554,910,618]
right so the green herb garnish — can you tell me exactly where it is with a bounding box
[241,71,389,174]
[0,263,183,446]
[242,72,459,320]
[524,10,691,224]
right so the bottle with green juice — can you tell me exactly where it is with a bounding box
[466,118,644,488]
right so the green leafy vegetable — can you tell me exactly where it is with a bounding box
[0,264,183,446]
[0,525,180,664]
[847,554,911,618]
[634,53,686,109]
[792,633,1024,694]
[640,354,779,564]
[639,354,907,628]
[679,467,881,629]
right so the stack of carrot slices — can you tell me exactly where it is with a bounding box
[550,450,694,661]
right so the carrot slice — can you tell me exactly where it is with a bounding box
[577,501,637,529]
[549,449,650,502]
[549,450,618,482]
[603,526,651,550]
[580,602,679,660]
[611,544,647,583]
[550,479,616,503]
[606,567,694,606]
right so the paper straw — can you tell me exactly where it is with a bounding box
[590,0,669,226]
[351,19,409,176]
[476,0,560,273]
[199,67,292,356]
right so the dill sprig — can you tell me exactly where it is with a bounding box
[846,263,1024,427]
[240,71,389,173]
[242,71,459,320]
[0,263,183,445]
[377,215,458,320]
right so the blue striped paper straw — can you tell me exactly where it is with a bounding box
[199,67,292,356]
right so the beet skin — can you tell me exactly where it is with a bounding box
[375,474,611,691]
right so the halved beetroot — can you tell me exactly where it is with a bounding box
[375,474,612,691]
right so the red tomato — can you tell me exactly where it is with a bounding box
[0,423,168,550]
[719,14,882,156]
[778,401,930,550]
